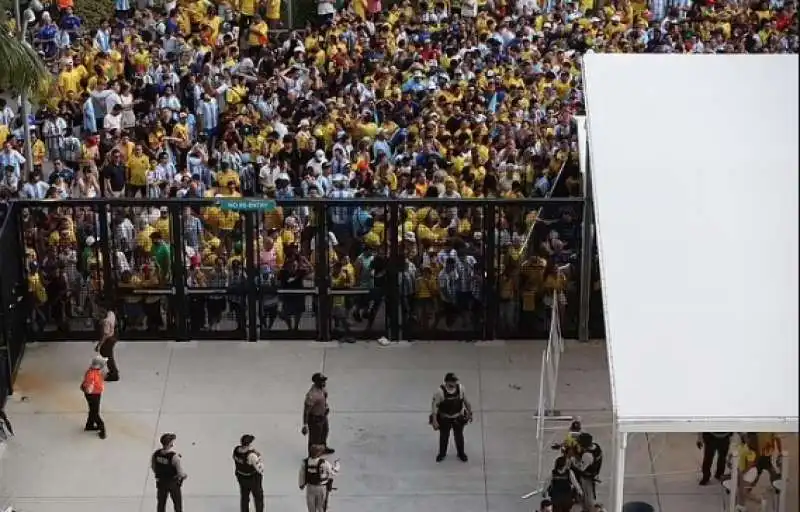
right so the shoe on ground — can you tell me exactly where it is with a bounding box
[458,454,468,462]
[699,478,710,486]
[98,431,107,440]
[436,454,445,463]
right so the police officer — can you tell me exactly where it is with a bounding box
[233,434,264,512]
[545,456,582,512]
[95,305,119,381]
[430,372,473,462]
[302,373,335,455]
[151,433,187,512]
[573,433,603,512]
[697,432,732,485]
[299,443,340,512]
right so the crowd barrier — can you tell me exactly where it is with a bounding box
[0,196,590,368]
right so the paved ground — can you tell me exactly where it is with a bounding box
[0,340,795,512]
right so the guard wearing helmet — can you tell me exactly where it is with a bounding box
[151,433,187,512]
[302,373,335,455]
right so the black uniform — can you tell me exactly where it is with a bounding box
[548,470,575,512]
[98,336,119,381]
[700,432,732,483]
[233,446,264,512]
[152,449,183,512]
[436,384,467,459]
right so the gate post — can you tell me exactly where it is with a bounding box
[170,205,189,342]
[244,212,258,342]
[387,201,400,341]
[315,204,330,342]
[485,203,497,341]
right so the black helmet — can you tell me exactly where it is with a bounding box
[578,433,593,448]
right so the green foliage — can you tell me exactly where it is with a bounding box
[0,28,49,94]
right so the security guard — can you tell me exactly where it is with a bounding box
[95,305,120,381]
[81,355,107,439]
[233,434,265,512]
[151,433,187,512]
[572,433,603,512]
[430,372,473,462]
[545,456,582,512]
[302,372,335,455]
[299,443,340,512]
[697,432,732,485]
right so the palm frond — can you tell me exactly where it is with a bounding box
[0,28,49,94]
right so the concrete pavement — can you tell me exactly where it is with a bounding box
[0,340,794,512]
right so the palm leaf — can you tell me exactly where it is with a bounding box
[0,28,49,94]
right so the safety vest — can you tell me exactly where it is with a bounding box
[81,369,104,395]
[304,457,326,486]
[233,447,257,476]
[152,450,178,481]
[438,384,464,417]
[549,470,573,498]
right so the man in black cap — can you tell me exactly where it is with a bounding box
[151,433,187,512]
[302,372,335,455]
[233,434,265,512]
[431,372,473,462]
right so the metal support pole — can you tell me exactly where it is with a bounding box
[611,429,628,512]
[14,0,34,179]
[244,212,258,342]
[169,205,188,341]
[485,203,497,340]
[578,145,594,342]
[315,204,330,342]
[387,202,400,341]
[777,451,788,512]
[728,446,740,512]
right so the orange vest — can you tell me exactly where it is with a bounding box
[82,368,105,395]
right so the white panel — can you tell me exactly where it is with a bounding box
[584,54,800,432]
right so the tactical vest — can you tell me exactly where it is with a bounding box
[152,450,178,480]
[438,384,464,416]
[304,457,326,486]
[233,447,256,476]
[584,444,603,477]
[549,470,572,497]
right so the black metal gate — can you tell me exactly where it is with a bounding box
[5,196,587,343]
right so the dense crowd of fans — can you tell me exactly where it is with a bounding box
[2,0,796,335]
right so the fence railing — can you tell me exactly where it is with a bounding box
[2,196,584,343]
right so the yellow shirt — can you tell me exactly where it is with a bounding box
[58,69,81,96]
[32,139,47,165]
[266,0,281,19]
[127,154,151,186]
[248,21,269,46]
[136,225,155,252]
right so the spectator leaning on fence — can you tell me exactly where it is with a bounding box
[4,0,796,335]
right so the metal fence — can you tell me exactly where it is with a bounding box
[0,196,603,344]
